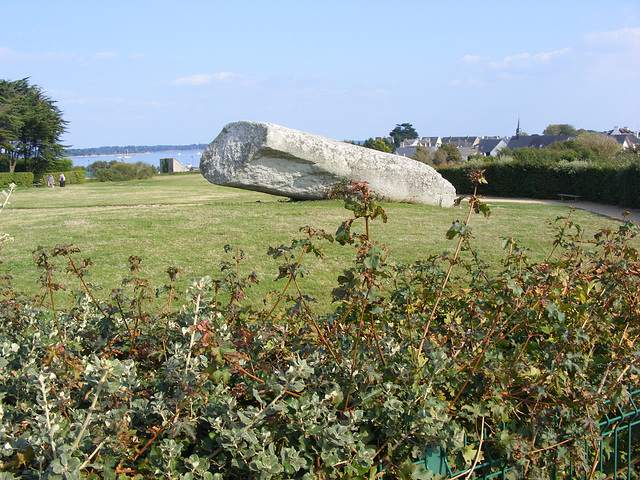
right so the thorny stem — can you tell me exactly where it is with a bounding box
[71,368,109,451]
[162,270,179,358]
[114,296,135,345]
[369,312,386,366]
[343,290,370,412]
[184,293,202,377]
[131,371,212,462]
[544,209,575,264]
[263,245,308,324]
[449,312,502,408]
[67,255,107,318]
[208,386,289,460]
[450,416,485,480]
[222,353,300,398]
[417,187,477,356]
[291,272,339,363]
[79,441,105,470]
[264,237,340,364]
[37,253,64,343]
[37,375,58,459]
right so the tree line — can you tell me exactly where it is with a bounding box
[0,78,68,174]
[361,122,636,167]
[65,143,208,157]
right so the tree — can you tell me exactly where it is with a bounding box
[362,137,393,153]
[389,123,418,148]
[0,80,24,169]
[437,143,462,164]
[543,124,578,136]
[411,145,433,165]
[573,132,622,158]
[0,78,68,173]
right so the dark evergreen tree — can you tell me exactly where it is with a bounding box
[0,78,68,173]
[389,123,418,148]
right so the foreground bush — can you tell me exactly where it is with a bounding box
[0,173,638,479]
[93,161,156,182]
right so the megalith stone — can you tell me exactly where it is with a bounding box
[200,121,457,207]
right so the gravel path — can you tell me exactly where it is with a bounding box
[482,197,640,225]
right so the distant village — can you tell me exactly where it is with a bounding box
[158,124,640,174]
[391,125,640,160]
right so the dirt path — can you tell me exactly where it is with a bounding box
[482,197,640,225]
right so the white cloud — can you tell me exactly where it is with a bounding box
[490,47,572,69]
[94,52,119,60]
[359,89,391,98]
[583,27,640,48]
[0,46,79,63]
[579,27,640,80]
[467,78,486,87]
[0,46,19,61]
[448,78,485,88]
[173,72,236,86]
[459,55,488,64]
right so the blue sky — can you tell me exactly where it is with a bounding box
[1,0,639,148]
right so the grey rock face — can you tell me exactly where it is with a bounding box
[200,121,457,207]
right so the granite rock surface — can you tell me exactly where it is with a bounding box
[200,121,457,206]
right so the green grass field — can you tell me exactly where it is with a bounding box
[2,174,636,310]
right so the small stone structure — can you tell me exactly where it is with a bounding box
[200,121,457,207]
[160,157,190,173]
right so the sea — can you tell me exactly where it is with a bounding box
[69,149,203,171]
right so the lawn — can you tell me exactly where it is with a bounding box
[1,173,636,311]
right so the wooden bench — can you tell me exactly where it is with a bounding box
[557,193,583,202]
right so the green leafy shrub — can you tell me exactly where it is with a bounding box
[0,172,34,188]
[94,161,156,182]
[0,173,639,478]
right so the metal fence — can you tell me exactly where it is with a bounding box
[416,390,640,479]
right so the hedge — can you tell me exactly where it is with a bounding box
[40,170,86,186]
[1,180,638,479]
[438,162,640,208]
[0,172,35,188]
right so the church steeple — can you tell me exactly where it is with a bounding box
[515,118,522,139]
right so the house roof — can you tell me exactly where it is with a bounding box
[506,135,576,149]
[611,134,640,145]
[607,126,636,136]
[477,138,506,154]
[441,136,480,147]
[458,146,479,158]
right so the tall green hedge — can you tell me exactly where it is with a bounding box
[438,162,640,208]
[40,170,86,186]
[0,172,35,188]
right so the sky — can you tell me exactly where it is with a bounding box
[1,0,639,149]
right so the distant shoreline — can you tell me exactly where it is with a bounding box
[69,152,151,158]
[65,144,208,157]
[69,148,203,158]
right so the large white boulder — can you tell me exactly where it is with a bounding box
[200,121,457,207]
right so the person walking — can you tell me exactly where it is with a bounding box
[59,173,66,187]
[47,175,55,188]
